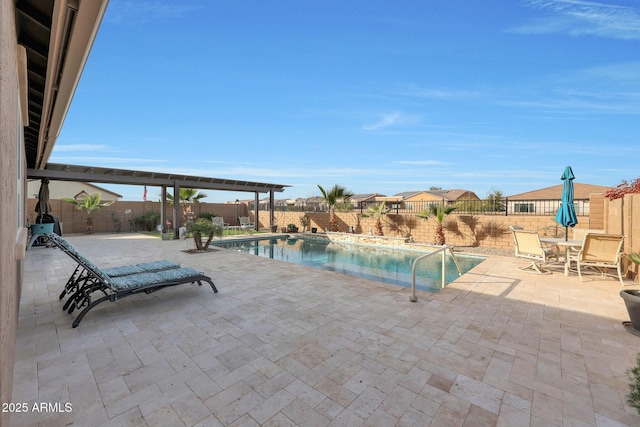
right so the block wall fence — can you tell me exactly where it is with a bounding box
[28,192,640,282]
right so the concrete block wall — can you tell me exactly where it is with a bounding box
[259,210,583,249]
[589,193,605,229]
[27,199,250,234]
[612,194,640,281]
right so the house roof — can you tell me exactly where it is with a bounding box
[393,191,428,199]
[508,183,612,200]
[351,193,386,202]
[295,196,325,204]
[392,189,478,201]
[28,179,122,200]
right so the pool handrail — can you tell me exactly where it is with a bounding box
[410,245,462,302]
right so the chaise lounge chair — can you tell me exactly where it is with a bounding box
[47,234,217,327]
[48,234,182,301]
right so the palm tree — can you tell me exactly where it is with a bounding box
[167,188,207,223]
[417,203,458,245]
[362,201,390,236]
[317,184,353,232]
[61,193,115,233]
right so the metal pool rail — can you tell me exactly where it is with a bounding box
[410,245,462,302]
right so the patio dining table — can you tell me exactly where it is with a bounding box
[540,237,583,276]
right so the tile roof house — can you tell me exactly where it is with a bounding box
[506,183,611,215]
[27,180,122,202]
[507,183,611,200]
[393,189,480,202]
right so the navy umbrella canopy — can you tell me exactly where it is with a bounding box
[555,166,578,240]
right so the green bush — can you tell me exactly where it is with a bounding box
[627,353,640,413]
[134,210,160,231]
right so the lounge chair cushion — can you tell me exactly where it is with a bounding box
[103,260,180,277]
[103,265,145,276]
[110,267,206,290]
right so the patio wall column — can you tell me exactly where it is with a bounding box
[254,192,259,231]
[173,182,180,239]
[160,186,167,233]
[270,190,275,230]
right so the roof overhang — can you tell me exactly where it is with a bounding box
[27,163,289,194]
[16,0,109,169]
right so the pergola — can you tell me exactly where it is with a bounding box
[27,163,289,238]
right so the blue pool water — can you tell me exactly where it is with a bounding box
[213,236,485,291]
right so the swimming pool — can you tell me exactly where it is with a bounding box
[213,236,485,291]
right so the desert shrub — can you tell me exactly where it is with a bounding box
[134,210,160,231]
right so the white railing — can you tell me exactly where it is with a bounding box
[410,245,463,302]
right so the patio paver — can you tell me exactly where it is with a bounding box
[10,233,640,426]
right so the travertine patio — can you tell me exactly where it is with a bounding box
[11,233,640,426]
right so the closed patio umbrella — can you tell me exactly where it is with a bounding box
[555,166,578,240]
[34,178,51,221]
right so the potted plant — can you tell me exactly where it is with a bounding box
[627,353,640,413]
[287,223,299,233]
[186,218,222,251]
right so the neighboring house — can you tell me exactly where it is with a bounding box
[27,180,122,202]
[393,189,480,211]
[294,196,326,211]
[507,183,611,215]
[350,193,386,207]
[274,198,295,208]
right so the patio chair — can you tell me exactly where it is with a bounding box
[239,216,255,233]
[569,228,605,258]
[46,234,217,327]
[576,233,625,286]
[212,216,229,235]
[511,229,559,274]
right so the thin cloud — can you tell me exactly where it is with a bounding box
[393,160,451,166]
[362,111,424,131]
[54,144,112,152]
[395,84,483,100]
[49,156,168,164]
[493,61,640,115]
[581,61,640,83]
[106,1,201,25]
[510,0,640,40]
[362,112,403,131]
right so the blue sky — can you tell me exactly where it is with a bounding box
[53,0,640,202]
